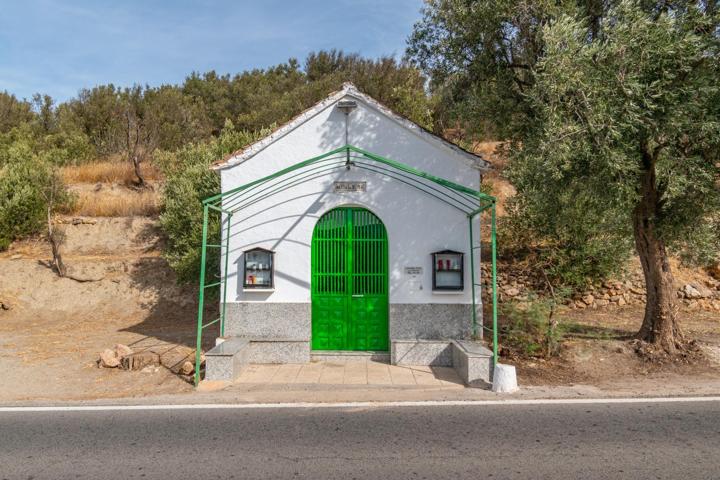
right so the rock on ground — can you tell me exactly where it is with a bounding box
[114,344,133,359]
[99,349,120,368]
[682,283,714,300]
[179,361,194,375]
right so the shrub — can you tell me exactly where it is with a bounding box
[39,130,96,166]
[498,293,568,359]
[159,121,272,283]
[500,195,632,288]
[0,146,72,250]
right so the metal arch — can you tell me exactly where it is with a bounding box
[215,153,492,215]
[350,161,479,212]
[348,145,495,202]
[203,147,349,205]
[217,155,349,211]
[210,151,490,215]
[194,145,499,385]
[203,145,493,207]
[225,162,350,214]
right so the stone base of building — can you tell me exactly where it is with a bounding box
[391,340,454,366]
[224,302,477,341]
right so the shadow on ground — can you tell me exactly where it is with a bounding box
[116,220,218,385]
[562,322,634,340]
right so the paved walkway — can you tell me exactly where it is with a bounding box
[234,361,464,387]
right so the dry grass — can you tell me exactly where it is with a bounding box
[71,190,160,217]
[62,161,161,184]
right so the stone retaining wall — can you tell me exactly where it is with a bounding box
[480,263,720,312]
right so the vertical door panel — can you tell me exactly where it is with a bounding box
[312,207,388,351]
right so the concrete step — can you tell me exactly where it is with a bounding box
[205,338,310,381]
[391,340,453,366]
[451,340,493,387]
[311,351,390,363]
[249,339,310,364]
[204,338,250,381]
[204,337,494,387]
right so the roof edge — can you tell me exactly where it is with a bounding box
[212,82,488,171]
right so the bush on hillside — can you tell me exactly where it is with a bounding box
[159,121,272,284]
[0,122,95,168]
[0,143,73,250]
[499,192,633,289]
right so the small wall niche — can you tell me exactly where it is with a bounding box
[243,248,274,289]
[432,250,464,291]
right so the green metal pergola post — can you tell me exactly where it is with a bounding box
[220,211,232,337]
[468,215,478,338]
[491,202,498,367]
[194,204,210,386]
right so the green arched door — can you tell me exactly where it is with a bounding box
[311,207,389,351]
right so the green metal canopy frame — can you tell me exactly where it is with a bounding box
[194,145,498,386]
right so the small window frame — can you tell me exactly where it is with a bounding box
[243,247,275,289]
[431,250,464,291]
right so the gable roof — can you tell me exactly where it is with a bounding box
[212,82,489,171]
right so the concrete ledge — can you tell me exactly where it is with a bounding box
[311,351,390,363]
[248,340,310,364]
[204,337,495,387]
[205,338,310,380]
[391,340,453,366]
[451,340,493,387]
[205,338,250,381]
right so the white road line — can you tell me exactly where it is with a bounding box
[1,396,720,412]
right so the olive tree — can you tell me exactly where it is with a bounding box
[508,2,720,352]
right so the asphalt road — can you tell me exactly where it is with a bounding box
[1,400,719,480]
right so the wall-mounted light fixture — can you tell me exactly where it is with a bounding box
[337,99,358,168]
[337,99,357,114]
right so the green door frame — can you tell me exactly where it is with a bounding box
[311,207,389,351]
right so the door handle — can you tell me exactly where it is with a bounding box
[352,294,364,297]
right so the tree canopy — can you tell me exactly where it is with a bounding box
[0,50,433,268]
[409,0,720,351]
[0,50,431,169]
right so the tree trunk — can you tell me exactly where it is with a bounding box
[47,206,66,278]
[131,153,146,188]
[633,153,683,353]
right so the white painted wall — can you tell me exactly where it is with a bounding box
[219,92,481,305]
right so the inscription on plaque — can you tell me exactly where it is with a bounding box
[333,181,367,193]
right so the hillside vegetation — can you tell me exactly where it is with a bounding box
[2,2,720,357]
[0,50,432,275]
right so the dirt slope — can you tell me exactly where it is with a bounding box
[0,217,204,402]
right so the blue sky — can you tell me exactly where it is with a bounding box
[0,0,423,102]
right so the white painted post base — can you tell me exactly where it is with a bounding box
[492,363,519,393]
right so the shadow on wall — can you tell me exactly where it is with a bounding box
[317,99,473,185]
[219,105,480,302]
[232,256,312,297]
[229,193,327,298]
